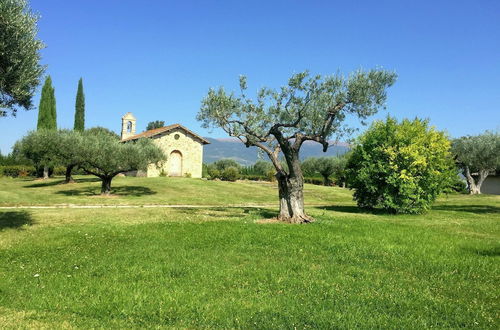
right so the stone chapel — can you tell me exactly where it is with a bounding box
[120,112,209,178]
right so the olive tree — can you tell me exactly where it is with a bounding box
[198,70,396,223]
[17,129,59,173]
[18,129,86,183]
[52,130,85,183]
[79,131,165,195]
[0,0,45,116]
[452,131,500,194]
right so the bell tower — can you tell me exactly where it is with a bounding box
[121,112,137,140]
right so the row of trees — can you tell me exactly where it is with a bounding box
[204,157,350,186]
[17,129,165,194]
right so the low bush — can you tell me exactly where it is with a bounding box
[0,165,36,177]
[220,166,240,181]
[347,117,455,214]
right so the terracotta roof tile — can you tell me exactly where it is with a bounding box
[121,124,210,144]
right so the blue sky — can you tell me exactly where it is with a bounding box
[1,0,499,153]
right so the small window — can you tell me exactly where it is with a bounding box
[174,134,180,140]
[127,121,133,133]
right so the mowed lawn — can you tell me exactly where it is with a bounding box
[0,177,499,328]
[0,176,348,206]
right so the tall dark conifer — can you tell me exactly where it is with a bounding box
[37,76,56,130]
[36,75,56,178]
[74,78,85,131]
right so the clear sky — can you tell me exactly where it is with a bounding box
[1,0,499,153]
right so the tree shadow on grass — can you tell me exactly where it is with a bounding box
[0,211,34,230]
[24,177,100,188]
[55,185,157,197]
[464,246,500,257]
[432,205,500,214]
[313,205,388,215]
[174,207,277,220]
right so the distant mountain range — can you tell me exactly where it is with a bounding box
[203,137,350,165]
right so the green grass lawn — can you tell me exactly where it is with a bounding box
[0,176,350,206]
[0,176,499,328]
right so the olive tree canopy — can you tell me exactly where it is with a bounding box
[0,0,45,116]
[198,69,396,223]
[80,131,166,194]
[452,131,500,194]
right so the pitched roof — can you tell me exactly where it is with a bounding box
[121,124,210,144]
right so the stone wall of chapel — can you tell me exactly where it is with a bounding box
[146,128,203,178]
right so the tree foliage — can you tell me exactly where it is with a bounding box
[452,131,500,194]
[301,156,348,186]
[146,120,165,131]
[37,76,56,130]
[198,69,396,222]
[346,117,455,214]
[205,159,242,180]
[17,129,60,169]
[74,78,85,131]
[252,160,274,175]
[0,0,45,116]
[79,131,166,194]
[213,158,241,171]
[86,126,120,140]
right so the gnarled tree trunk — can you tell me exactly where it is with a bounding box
[64,164,75,183]
[101,177,112,195]
[464,166,489,195]
[275,148,314,223]
[277,173,313,223]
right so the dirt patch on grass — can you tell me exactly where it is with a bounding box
[255,218,283,224]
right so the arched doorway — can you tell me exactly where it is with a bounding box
[168,150,183,177]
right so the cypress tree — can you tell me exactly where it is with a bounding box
[49,82,56,130]
[36,75,56,178]
[37,76,56,130]
[74,78,85,131]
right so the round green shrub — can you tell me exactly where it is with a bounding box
[220,166,240,182]
[346,117,455,214]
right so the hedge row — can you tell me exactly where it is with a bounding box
[0,165,85,178]
[239,174,327,186]
[0,165,36,177]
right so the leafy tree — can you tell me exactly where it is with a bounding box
[220,166,240,181]
[301,156,347,186]
[146,120,165,131]
[17,129,59,175]
[0,0,45,116]
[346,117,455,214]
[452,131,500,194]
[79,131,165,195]
[16,129,84,183]
[198,70,396,223]
[213,159,241,171]
[253,160,274,175]
[331,154,349,188]
[74,78,85,131]
[54,130,85,183]
[86,126,120,140]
